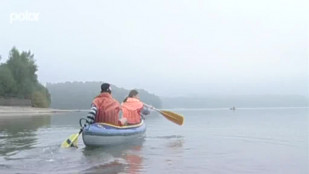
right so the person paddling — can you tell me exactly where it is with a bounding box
[122,89,152,125]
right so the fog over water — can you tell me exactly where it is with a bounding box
[0,0,308,97]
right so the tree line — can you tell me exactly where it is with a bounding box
[47,82,162,109]
[0,48,51,107]
[0,48,161,109]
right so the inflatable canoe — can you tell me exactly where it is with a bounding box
[82,120,146,146]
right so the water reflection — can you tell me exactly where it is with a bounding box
[81,139,145,174]
[0,115,51,157]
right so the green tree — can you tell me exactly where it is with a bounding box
[6,47,38,98]
[31,91,49,108]
[0,47,51,107]
[0,64,17,97]
[32,83,51,107]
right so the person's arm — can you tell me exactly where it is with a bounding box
[86,104,97,124]
[141,105,151,115]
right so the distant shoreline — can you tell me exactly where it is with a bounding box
[1,105,307,117]
[164,106,309,111]
[0,106,86,117]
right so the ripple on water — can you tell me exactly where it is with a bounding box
[147,135,184,139]
[215,134,298,147]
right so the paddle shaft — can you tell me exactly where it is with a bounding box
[143,103,184,126]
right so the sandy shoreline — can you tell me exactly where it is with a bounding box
[0,106,86,116]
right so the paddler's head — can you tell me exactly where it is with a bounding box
[101,83,112,94]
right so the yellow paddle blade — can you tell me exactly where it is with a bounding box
[160,110,184,126]
[61,133,79,148]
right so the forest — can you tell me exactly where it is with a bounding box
[0,48,161,109]
[47,82,162,109]
[0,48,50,107]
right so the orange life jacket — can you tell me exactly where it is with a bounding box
[121,98,143,125]
[92,92,121,126]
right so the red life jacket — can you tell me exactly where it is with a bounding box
[92,92,121,126]
[122,98,144,125]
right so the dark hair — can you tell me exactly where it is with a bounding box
[101,83,111,94]
[123,89,138,102]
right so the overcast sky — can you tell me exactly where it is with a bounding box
[0,0,308,97]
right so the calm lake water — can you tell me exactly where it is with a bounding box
[0,108,308,174]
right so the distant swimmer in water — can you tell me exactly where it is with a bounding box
[230,106,236,111]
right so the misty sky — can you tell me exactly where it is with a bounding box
[0,0,308,97]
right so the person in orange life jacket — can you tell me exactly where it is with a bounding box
[121,90,151,125]
[86,83,127,126]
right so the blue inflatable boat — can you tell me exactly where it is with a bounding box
[82,120,146,146]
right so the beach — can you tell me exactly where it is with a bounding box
[0,106,81,116]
